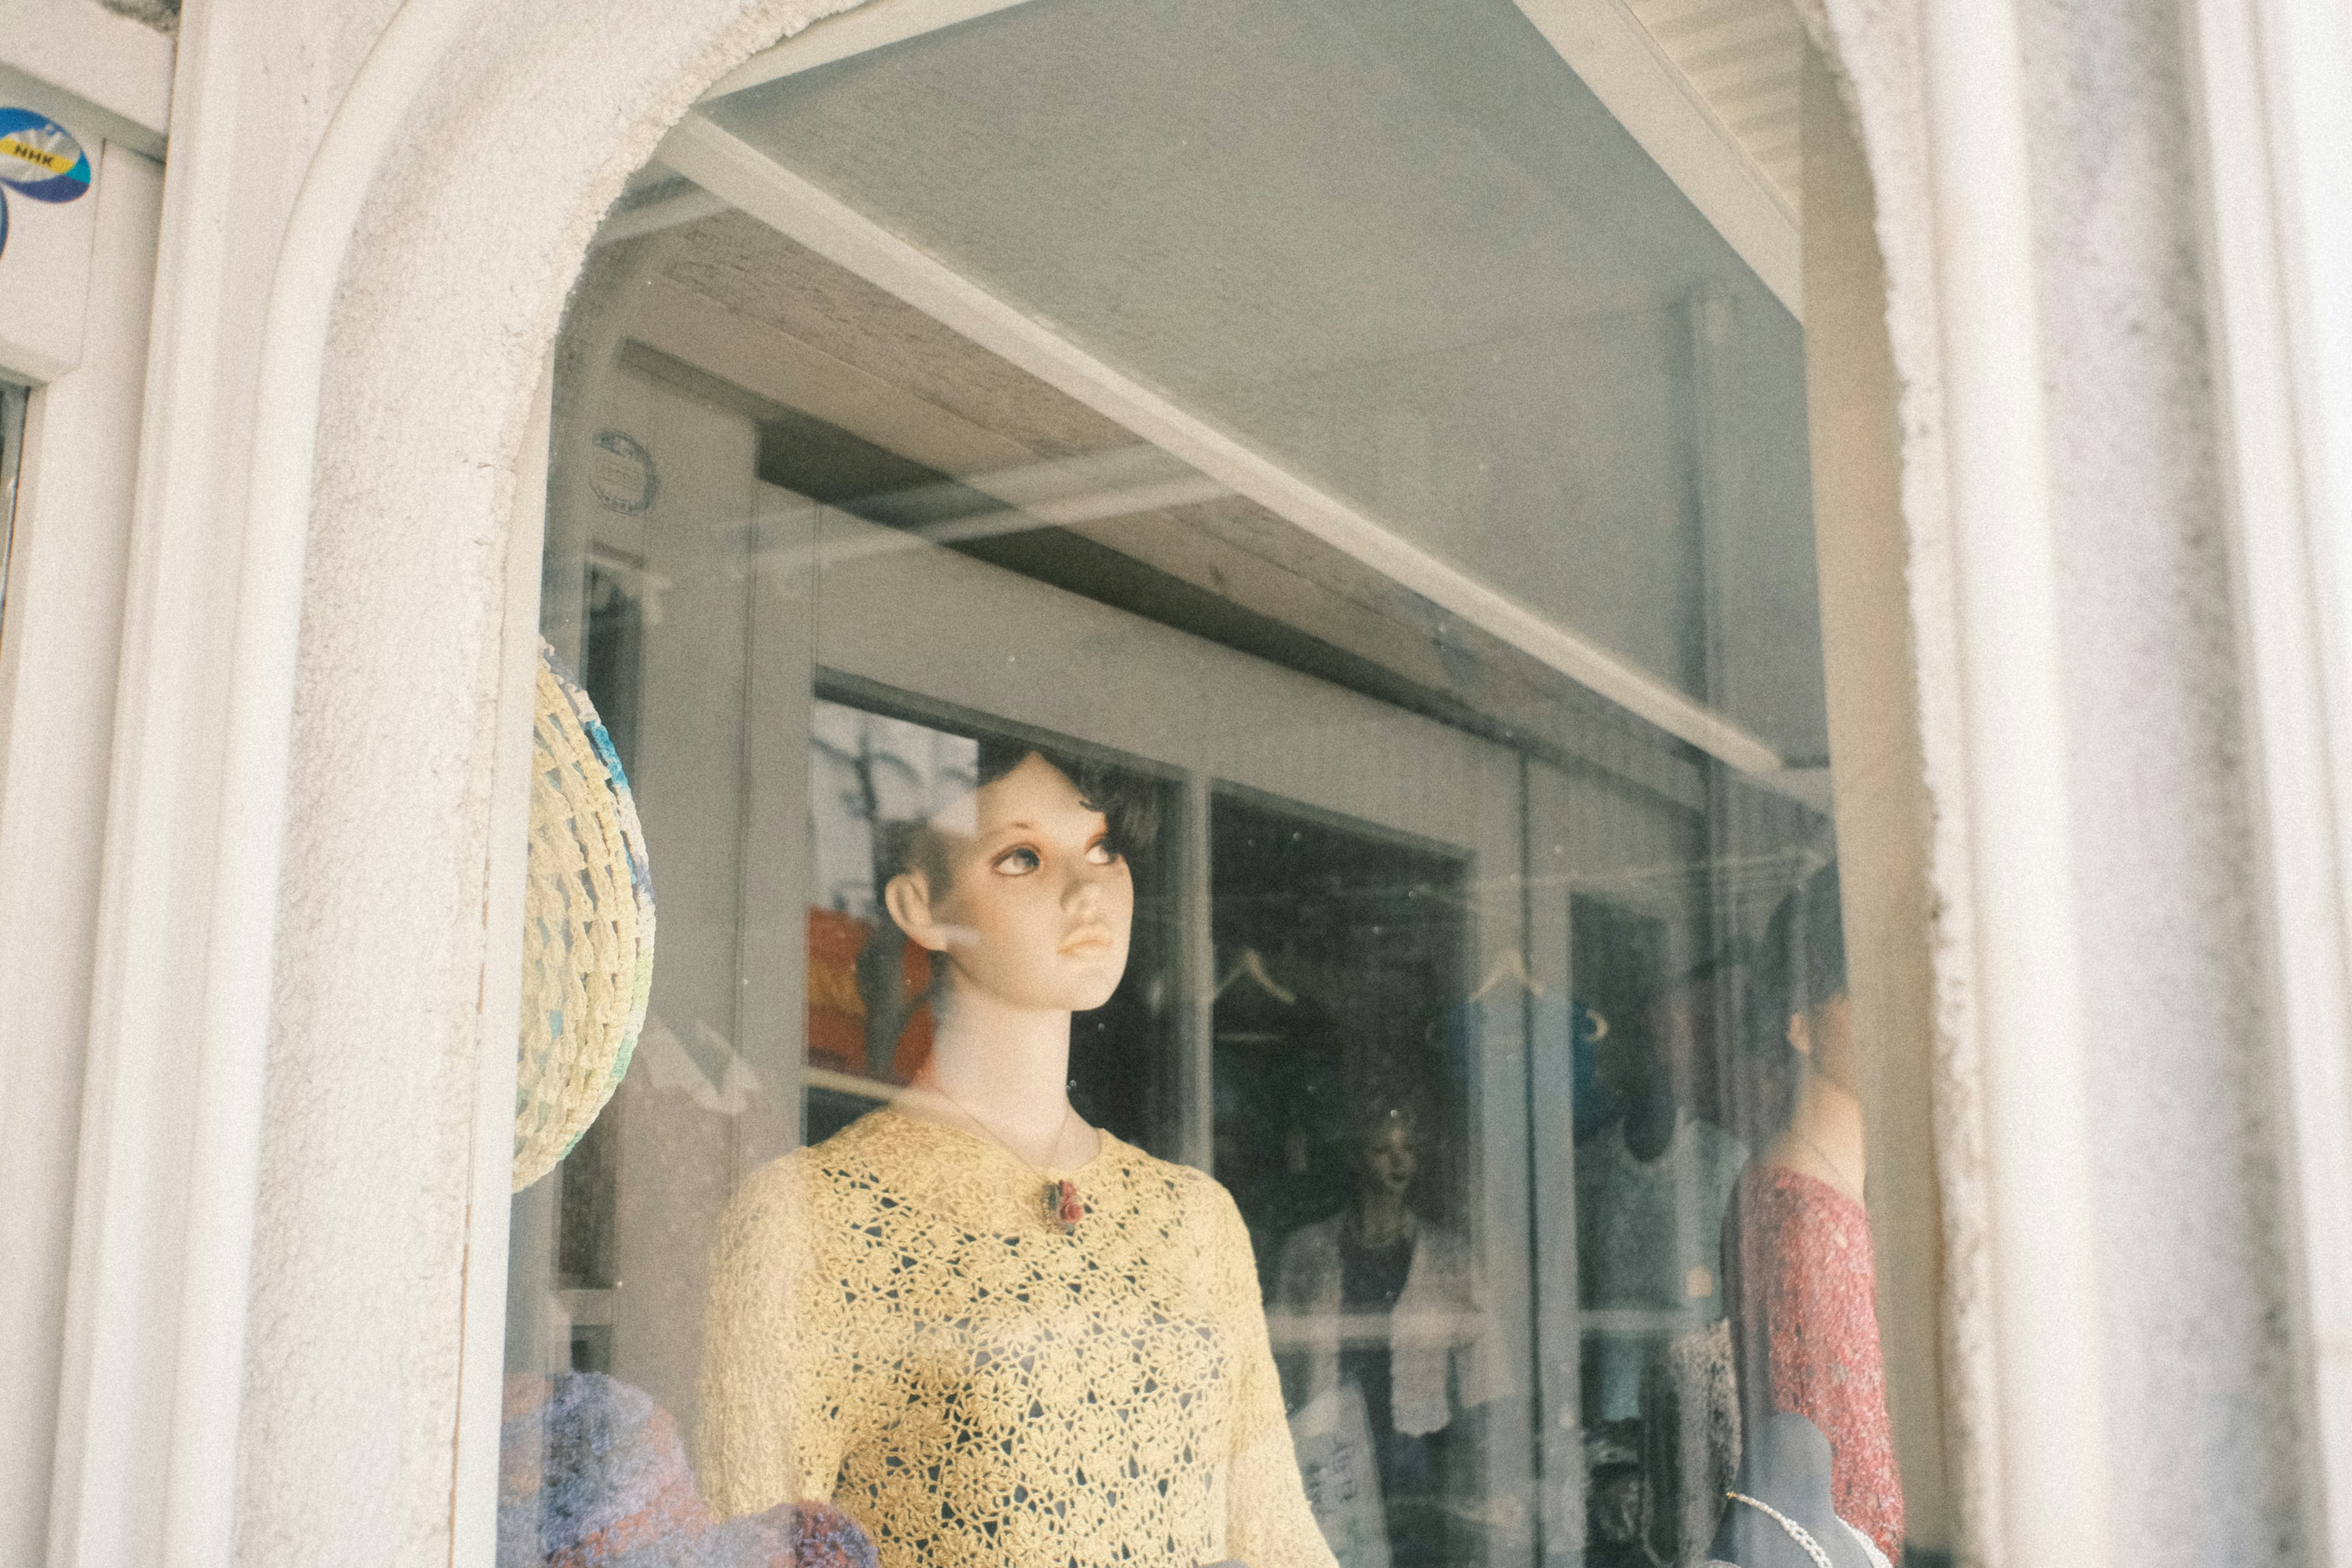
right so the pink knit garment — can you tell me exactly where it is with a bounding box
[1725,1164,1905,1561]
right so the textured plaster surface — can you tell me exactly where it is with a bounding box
[51,2,405,1564]
[243,1,867,1562]
[2015,4,2305,1561]
[1795,1,2002,1558]
[1798,0,2313,1562]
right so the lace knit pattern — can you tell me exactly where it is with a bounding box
[697,1109,1338,1568]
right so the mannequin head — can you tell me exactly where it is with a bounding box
[1643,955,1744,1130]
[1351,1105,1422,1207]
[1786,991,1857,1091]
[883,746,1149,1017]
[1749,860,1853,1093]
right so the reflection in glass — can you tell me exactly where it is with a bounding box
[1571,896,1748,1562]
[1725,862,1902,1561]
[494,0,1934,1552]
[1210,796,1492,1568]
[701,0,1823,764]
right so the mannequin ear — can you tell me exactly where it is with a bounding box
[884,869,951,954]
[1784,1009,1814,1060]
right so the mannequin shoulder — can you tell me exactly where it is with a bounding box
[1097,1139,1250,1236]
[1104,1138,1227,1205]
[717,1118,904,1242]
[1414,1217,1477,1265]
[714,1147,821,1238]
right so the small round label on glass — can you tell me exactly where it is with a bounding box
[0,110,92,204]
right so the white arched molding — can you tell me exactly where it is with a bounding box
[1797,0,2120,1562]
[171,1,2049,1565]
[170,2,873,1564]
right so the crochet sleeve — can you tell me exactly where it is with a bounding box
[696,1155,843,1521]
[1212,1189,1340,1568]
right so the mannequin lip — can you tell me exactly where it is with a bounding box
[1057,926,1118,955]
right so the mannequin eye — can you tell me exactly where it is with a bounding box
[992,846,1042,875]
[1085,837,1119,866]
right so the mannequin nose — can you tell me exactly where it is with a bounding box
[1064,862,1109,912]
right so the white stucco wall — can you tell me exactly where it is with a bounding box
[42,0,2335,1564]
[1806,0,2317,1561]
[41,6,409,1564]
[2019,4,2306,1557]
[232,2,867,1559]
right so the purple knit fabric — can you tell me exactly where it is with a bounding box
[500,1373,876,1568]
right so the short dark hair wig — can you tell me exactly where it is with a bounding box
[880,738,1162,894]
[1746,858,1848,1056]
[974,737,1160,868]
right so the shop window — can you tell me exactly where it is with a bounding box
[499,4,1938,1567]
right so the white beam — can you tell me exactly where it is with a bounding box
[699,0,1040,102]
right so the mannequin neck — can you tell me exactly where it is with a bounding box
[1770,1068,1867,1204]
[908,979,1093,1167]
[1354,1188,1414,1249]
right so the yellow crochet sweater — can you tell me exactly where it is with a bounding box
[697,1108,1337,1568]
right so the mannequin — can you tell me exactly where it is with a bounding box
[1701,1414,1885,1568]
[1272,1107,1493,1568]
[1575,978,1747,1423]
[1722,862,1904,1561]
[697,744,1336,1568]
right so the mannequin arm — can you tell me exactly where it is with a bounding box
[696,1156,840,1520]
[1213,1194,1340,1568]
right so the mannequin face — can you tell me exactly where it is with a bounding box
[884,753,1134,1015]
[1357,1120,1418,1200]
[1785,990,1857,1091]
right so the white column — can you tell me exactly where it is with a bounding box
[1917,0,2114,1559]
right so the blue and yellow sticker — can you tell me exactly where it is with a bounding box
[0,109,92,205]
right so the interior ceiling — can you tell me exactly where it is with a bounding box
[706,0,1788,396]
[630,213,1707,791]
[679,0,1831,766]
[1621,0,1807,213]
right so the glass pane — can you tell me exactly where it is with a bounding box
[497,8,1940,1568]
[700,0,1822,761]
[1212,794,1479,1568]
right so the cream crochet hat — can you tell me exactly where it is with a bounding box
[513,640,655,1191]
